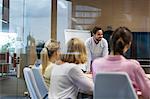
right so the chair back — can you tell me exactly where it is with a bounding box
[23,67,41,99]
[32,67,48,99]
[94,72,138,99]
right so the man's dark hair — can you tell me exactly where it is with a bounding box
[92,26,104,34]
[36,42,45,59]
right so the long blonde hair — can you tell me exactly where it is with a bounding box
[41,40,60,74]
[61,38,87,64]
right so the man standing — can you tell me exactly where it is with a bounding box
[85,26,109,72]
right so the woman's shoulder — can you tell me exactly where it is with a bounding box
[92,57,106,67]
[62,63,82,72]
[52,63,80,74]
[128,59,140,65]
[126,59,141,70]
[65,63,78,68]
[54,62,78,69]
[46,62,54,69]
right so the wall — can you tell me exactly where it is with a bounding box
[72,0,150,32]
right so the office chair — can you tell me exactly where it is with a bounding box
[32,67,48,99]
[23,67,41,99]
[94,72,138,99]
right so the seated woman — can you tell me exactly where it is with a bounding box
[92,27,150,99]
[40,39,60,88]
[48,38,93,99]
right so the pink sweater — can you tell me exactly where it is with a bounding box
[92,55,150,99]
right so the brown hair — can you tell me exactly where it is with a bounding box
[110,27,132,55]
[91,26,104,35]
[61,38,87,64]
[41,39,60,74]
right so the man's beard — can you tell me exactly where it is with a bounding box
[96,38,102,41]
[93,37,102,44]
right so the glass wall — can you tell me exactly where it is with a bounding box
[0,0,51,98]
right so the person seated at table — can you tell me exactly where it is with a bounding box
[48,38,94,99]
[34,41,45,67]
[40,39,60,88]
[92,27,150,99]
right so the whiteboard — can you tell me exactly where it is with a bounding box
[64,29,91,44]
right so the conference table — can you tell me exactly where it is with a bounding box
[146,74,150,79]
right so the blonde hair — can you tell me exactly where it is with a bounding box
[61,38,87,64]
[41,39,60,74]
